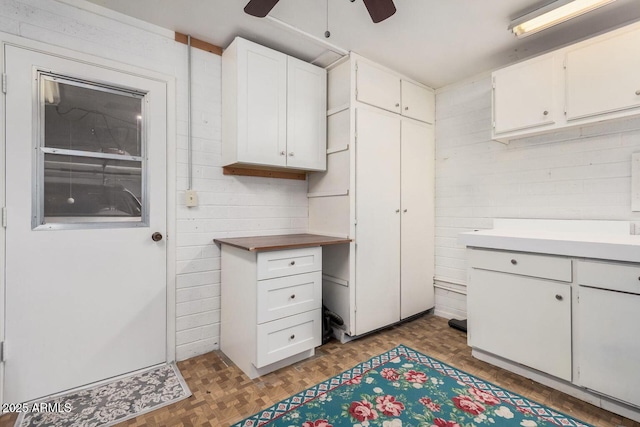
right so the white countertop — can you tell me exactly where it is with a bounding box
[459,220,640,263]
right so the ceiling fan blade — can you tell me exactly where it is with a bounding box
[244,0,281,18]
[362,0,396,23]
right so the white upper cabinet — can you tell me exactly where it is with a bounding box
[355,60,434,123]
[493,54,556,134]
[286,56,327,171]
[356,60,401,114]
[222,37,327,172]
[401,80,435,124]
[566,29,640,121]
[491,21,640,143]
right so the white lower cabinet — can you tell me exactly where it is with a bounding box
[468,249,572,381]
[466,245,640,419]
[575,260,640,408]
[220,245,322,379]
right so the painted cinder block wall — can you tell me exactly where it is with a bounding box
[0,0,308,360]
[434,74,640,319]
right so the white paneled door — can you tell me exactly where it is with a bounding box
[400,119,434,319]
[354,107,401,335]
[4,46,167,403]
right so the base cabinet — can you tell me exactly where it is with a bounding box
[575,260,640,408]
[466,246,640,419]
[220,245,322,379]
[468,268,572,381]
[468,249,572,381]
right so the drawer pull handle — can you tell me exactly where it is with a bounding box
[289,261,296,266]
[510,259,517,265]
[290,334,295,340]
[555,294,563,301]
[290,294,296,299]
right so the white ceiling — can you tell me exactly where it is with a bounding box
[86,0,640,88]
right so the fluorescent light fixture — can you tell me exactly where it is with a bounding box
[509,0,617,38]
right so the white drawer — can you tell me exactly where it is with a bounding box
[257,272,322,324]
[255,309,321,368]
[257,247,321,280]
[469,248,572,282]
[578,260,640,294]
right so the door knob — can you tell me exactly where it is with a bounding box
[151,232,163,242]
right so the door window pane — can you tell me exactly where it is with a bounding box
[43,154,142,222]
[36,73,147,228]
[43,76,143,156]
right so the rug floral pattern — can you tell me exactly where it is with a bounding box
[16,364,191,427]
[233,345,593,427]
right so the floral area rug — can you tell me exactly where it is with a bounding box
[15,363,191,427]
[233,345,593,427]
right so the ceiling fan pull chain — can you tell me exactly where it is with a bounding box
[324,0,331,38]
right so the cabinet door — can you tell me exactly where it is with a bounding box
[236,39,287,167]
[401,80,435,124]
[355,107,401,335]
[493,54,556,134]
[566,29,640,121]
[576,286,640,407]
[400,119,434,319]
[468,269,572,381]
[356,60,401,114]
[286,57,327,171]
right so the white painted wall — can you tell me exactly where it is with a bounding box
[0,0,308,361]
[434,74,640,319]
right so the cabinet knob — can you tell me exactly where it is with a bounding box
[289,260,296,266]
[555,294,563,301]
[636,90,640,96]
[290,294,296,299]
[395,103,400,107]
[403,209,408,213]
[395,209,400,213]
[510,259,517,265]
[280,151,285,156]
[543,110,549,116]
[404,106,409,111]
[290,334,295,340]
[289,152,295,157]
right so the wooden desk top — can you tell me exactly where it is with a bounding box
[214,233,351,252]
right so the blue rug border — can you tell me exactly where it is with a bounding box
[231,344,596,427]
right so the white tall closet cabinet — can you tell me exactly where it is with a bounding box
[308,54,435,338]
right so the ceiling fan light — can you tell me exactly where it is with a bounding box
[509,0,617,38]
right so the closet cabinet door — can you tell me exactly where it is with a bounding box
[493,54,556,134]
[236,40,287,167]
[286,56,327,171]
[355,107,401,335]
[400,119,435,319]
[356,60,401,114]
[566,29,640,121]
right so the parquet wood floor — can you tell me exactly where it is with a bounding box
[1,314,637,427]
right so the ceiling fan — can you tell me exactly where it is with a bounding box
[244,0,397,23]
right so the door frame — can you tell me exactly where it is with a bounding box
[0,32,178,404]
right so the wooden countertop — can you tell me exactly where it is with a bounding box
[214,233,351,252]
